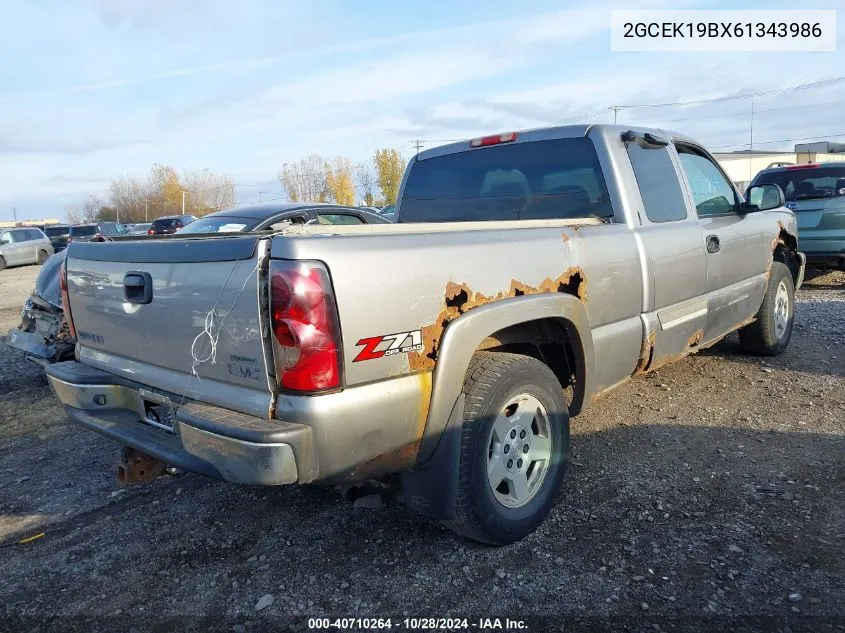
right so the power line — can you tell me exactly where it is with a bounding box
[616,75,845,110]
[709,131,845,150]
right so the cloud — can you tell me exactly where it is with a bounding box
[0,137,146,156]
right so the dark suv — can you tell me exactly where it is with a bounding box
[39,225,71,252]
[68,222,127,243]
[149,215,197,235]
[750,162,845,267]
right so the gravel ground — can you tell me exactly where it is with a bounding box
[0,266,843,633]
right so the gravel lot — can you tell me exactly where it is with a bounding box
[0,263,843,633]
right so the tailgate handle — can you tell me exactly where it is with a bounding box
[124,271,153,305]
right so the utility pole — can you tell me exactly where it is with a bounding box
[259,191,264,204]
[116,204,119,223]
[12,206,17,224]
[749,97,755,152]
[144,199,149,222]
[414,140,422,154]
[610,106,621,124]
[181,190,188,214]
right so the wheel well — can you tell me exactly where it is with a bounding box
[773,246,799,285]
[475,318,586,415]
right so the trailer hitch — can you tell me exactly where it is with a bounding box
[117,447,167,485]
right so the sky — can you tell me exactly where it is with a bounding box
[1,0,844,221]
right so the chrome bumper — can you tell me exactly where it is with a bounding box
[45,361,316,486]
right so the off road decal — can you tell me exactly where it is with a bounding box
[353,331,423,362]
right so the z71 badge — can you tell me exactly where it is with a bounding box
[353,330,423,362]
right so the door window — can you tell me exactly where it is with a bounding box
[315,213,364,225]
[676,145,739,216]
[626,142,688,222]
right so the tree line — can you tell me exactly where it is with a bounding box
[66,147,407,224]
[279,148,406,207]
[67,164,236,224]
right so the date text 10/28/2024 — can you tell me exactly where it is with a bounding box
[308,618,528,630]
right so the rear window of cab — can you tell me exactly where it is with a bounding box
[399,137,613,223]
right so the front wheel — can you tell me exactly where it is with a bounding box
[444,351,569,545]
[37,250,49,264]
[739,261,795,355]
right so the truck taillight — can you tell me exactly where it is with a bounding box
[59,260,77,338]
[269,261,342,393]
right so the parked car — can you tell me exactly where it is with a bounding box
[6,251,73,365]
[40,224,71,253]
[749,162,845,267]
[148,215,197,235]
[0,227,54,270]
[45,124,804,545]
[68,222,127,243]
[127,223,152,235]
[175,204,391,234]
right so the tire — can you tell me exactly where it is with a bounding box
[0,256,5,271]
[444,351,569,545]
[739,261,795,356]
[37,250,49,265]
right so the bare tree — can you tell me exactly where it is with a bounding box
[356,165,376,206]
[182,169,236,215]
[279,154,326,203]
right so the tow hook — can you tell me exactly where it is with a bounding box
[117,447,167,485]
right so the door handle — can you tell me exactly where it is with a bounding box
[124,271,153,304]
[706,235,721,254]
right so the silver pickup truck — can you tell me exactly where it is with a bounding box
[45,124,804,544]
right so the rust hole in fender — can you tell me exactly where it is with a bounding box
[408,268,588,372]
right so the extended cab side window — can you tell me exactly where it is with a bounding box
[625,141,688,223]
[676,144,739,216]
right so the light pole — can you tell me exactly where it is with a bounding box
[181,190,189,214]
[144,199,149,222]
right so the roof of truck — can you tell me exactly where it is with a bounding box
[415,123,693,162]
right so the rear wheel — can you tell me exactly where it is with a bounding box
[739,261,795,355]
[444,352,569,545]
[37,250,49,264]
[0,256,5,271]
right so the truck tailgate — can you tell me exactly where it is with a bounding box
[64,236,273,418]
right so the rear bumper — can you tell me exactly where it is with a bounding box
[803,252,845,267]
[795,252,807,290]
[45,361,316,485]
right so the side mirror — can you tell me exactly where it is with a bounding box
[745,183,785,212]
